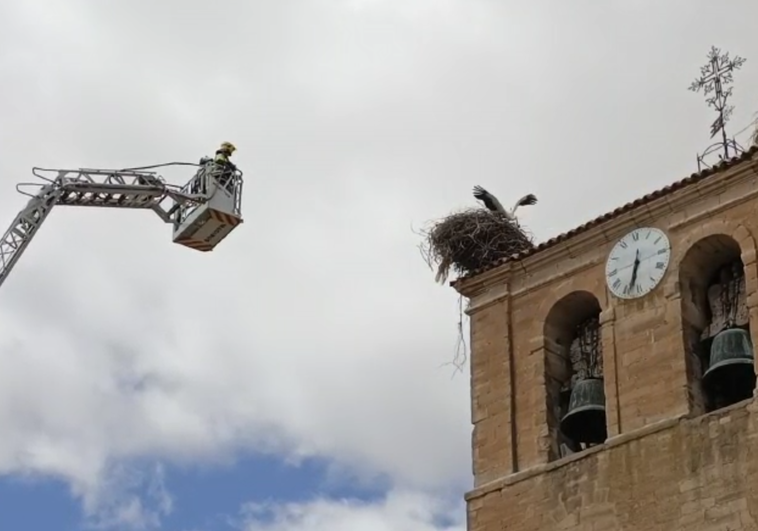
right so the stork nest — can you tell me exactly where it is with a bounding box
[418,208,535,284]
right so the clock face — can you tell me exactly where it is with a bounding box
[605,227,671,300]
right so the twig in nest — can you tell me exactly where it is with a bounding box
[417,207,535,284]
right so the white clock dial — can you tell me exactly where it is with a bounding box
[605,227,671,300]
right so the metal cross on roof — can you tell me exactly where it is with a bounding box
[689,46,747,169]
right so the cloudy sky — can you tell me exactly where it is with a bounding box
[0,0,756,529]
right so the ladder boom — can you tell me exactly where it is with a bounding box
[0,165,210,290]
[31,168,206,220]
[0,184,59,289]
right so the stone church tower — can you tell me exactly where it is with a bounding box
[453,146,758,531]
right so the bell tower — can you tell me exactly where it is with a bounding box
[453,147,758,531]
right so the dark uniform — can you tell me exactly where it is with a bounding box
[213,142,237,190]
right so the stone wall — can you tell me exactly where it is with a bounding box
[467,399,758,531]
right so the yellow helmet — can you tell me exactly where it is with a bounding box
[220,141,236,153]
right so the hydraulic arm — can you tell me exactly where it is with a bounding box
[0,164,227,290]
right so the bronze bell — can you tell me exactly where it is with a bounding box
[703,328,756,401]
[560,378,607,445]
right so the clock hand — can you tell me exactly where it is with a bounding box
[629,249,640,288]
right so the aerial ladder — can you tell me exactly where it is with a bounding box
[0,159,244,289]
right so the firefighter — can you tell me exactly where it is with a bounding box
[213,142,237,190]
[199,142,237,168]
[196,142,238,193]
[214,142,237,169]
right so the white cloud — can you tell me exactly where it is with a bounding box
[0,0,757,529]
[80,463,173,530]
[238,489,464,531]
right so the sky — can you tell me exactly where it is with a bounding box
[0,0,757,530]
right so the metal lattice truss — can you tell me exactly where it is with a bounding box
[0,167,207,289]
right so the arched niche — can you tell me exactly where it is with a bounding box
[679,233,755,414]
[543,290,604,462]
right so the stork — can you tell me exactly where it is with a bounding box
[472,185,537,221]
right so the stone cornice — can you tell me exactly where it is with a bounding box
[454,262,511,300]
[465,396,758,503]
[669,161,758,230]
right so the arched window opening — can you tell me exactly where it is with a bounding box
[543,292,606,462]
[679,235,755,415]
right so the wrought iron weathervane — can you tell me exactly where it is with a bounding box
[689,46,747,170]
